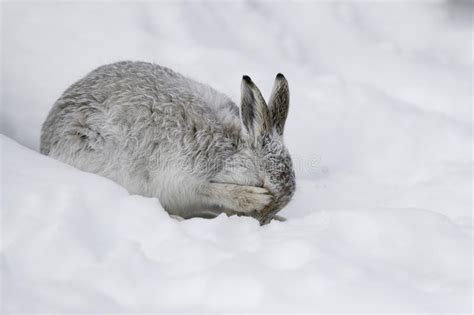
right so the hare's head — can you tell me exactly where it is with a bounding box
[239,74,295,225]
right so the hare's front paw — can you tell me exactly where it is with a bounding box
[207,183,273,214]
[231,185,273,213]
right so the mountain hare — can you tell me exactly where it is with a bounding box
[40,61,295,225]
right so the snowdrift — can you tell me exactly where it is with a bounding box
[2,135,471,312]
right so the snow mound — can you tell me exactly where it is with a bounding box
[1,136,471,312]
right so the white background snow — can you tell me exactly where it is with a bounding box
[1,1,472,313]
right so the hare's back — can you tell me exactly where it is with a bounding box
[63,61,214,106]
[40,61,239,155]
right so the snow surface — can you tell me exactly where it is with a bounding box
[1,1,472,313]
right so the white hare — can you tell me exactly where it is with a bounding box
[41,61,295,224]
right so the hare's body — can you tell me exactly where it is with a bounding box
[41,61,295,224]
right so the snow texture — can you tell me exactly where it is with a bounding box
[1,1,472,313]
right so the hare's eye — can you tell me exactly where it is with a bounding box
[256,178,265,188]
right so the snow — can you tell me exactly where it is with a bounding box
[1,1,472,313]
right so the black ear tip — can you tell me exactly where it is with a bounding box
[276,73,285,79]
[242,75,252,82]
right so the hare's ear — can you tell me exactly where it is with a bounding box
[268,73,289,136]
[241,75,272,143]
